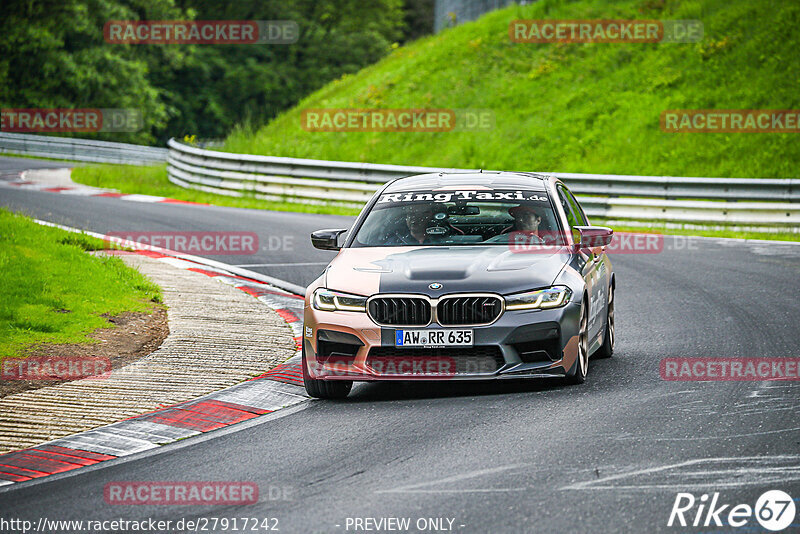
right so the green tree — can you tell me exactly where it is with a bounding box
[0,0,186,143]
[1,0,406,144]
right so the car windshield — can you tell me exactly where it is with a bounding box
[352,188,563,247]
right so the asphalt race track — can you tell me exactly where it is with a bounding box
[1,159,799,533]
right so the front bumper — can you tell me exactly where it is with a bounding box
[303,297,582,381]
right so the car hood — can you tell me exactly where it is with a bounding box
[325,246,571,297]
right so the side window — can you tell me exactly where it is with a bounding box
[557,185,579,228]
[564,188,588,226]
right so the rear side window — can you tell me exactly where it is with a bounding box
[557,185,587,227]
[557,185,578,228]
[565,188,588,226]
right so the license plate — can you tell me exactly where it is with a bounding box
[395,329,473,347]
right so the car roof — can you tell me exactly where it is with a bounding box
[383,171,551,193]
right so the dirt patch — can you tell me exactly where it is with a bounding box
[0,306,169,398]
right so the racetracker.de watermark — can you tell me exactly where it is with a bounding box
[660,358,800,381]
[314,356,496,378]
[104,20,298,44]
[300,109,495,132]
[2,357,111,380]
[104,481,260,505]
[509,231,699,254]
[509,19,703,43]
[369,356,461,376]
[661,110,800,132]
[105,231,260,255]
[1,109,142,132]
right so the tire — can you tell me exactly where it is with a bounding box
[565,299,589,385]
[594,284,615,359]
[302,346,352,399]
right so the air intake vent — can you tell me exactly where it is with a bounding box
[368,297,431,326]
[437,295,503,326]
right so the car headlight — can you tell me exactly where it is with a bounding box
[504,286,572,310]
[312,288,367,312]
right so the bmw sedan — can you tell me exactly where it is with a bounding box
[302,171,615,398]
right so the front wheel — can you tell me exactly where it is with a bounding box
[302,347,352,399]
[564,300,589,385]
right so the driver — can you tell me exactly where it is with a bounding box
[508,204,544,238]
[504,204,557,245]
[388,203,442,245]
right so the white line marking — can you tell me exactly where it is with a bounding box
[562,455,800,491]
[119,194,167,203]
[566,481,799,491]
[695,235,800,246]
[376,464,528,494]
[233,262,329,267]
[377,488,529,494]
[615,426,800,441]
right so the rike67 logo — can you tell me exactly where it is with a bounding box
[669,490,796,531]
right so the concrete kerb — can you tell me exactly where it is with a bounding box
[0,220,310,487]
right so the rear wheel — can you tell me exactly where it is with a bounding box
[302,346,352,399]
[565,300,589,385]
[594,285,615,359]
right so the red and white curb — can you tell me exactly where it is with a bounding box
[0,228,309,488]
[0,172,204,205]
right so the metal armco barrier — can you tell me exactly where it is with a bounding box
[167,138,799,228]
[0,132,167,165]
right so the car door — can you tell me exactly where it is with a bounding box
[557,184,605,343]
[567,187,612,320]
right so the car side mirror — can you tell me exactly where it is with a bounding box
[572,226,613,248]
[311,229,347,250]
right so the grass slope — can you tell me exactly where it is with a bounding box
[0,210,162,358]
[224,0,800,179]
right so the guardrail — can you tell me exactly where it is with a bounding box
[167,139,799,229]
[0,132,167,165]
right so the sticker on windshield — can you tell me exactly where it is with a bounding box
[377,190,548,204]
